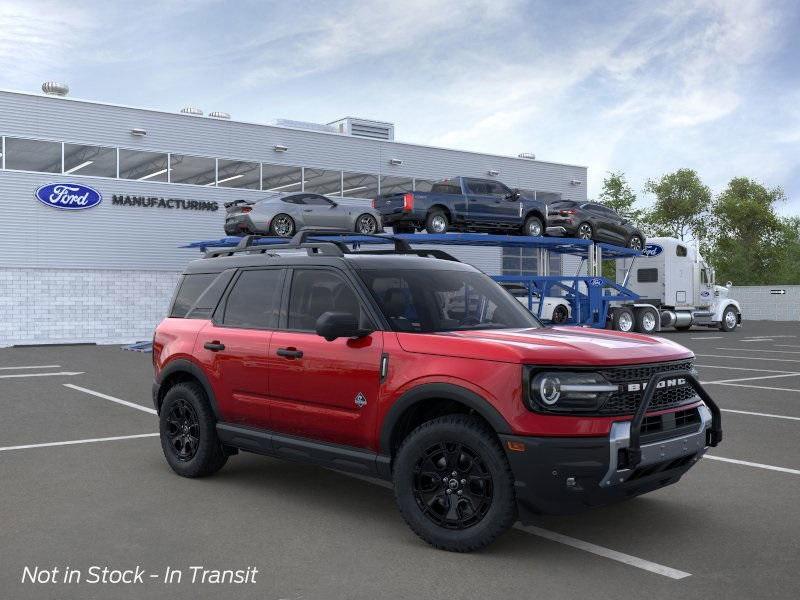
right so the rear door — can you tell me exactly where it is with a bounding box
[195,268,284,428]
[267,267,383,449]
[463,179,495,225]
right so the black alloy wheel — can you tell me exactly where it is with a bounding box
[412,441,494,530]
[165,399,200,462]
[551,304,569,324]
[577,222,593,240]
[270,214,295,237]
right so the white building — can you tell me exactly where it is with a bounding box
[0,85,587,346]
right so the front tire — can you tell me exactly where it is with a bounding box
[720,306,738,332]
[270,214,296,237]
[393,415,516,552]
[577,222,593,240]
[425,209,449,234]
[634,307,658,334]
[551,304,569,324]
[355,213,379,234]
[159,382,227,478]
[627,235,644,251]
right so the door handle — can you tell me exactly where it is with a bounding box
[204,341,225,352]
[303,209,313,213]
[276,347,303,359]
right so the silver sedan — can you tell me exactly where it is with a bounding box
[224,192,383,237]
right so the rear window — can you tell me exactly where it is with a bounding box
[222,269,283,329]
[431,180,462,195]
[637,268,659,283]
[170,274,218,318]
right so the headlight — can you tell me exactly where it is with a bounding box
[529,371,617,412]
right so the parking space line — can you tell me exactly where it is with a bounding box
[705,381,800,393]
[690,336,724,340]
[0,433,158,453]
[705,455,800,476]
[738,339,773,343]
[721,408,800,422]
[695,364,799,374]
[696,354,800,363]
[0,371,84,379]
[516,525,691,579]
[336,471,691,579]
[0,364,61,370]
[702,373,800,385]
[715,347,800,354]
[63,384,157,415]
[775,344,800,349]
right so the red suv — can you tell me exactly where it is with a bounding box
[153,231,721,552]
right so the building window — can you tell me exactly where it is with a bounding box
[119,149,169,182]
[379,175,413,195]
[304,168,342,196]
[4,137,61,173]
[262,164,302,192]
[502,248,537,276]
[170,154,216,186]
[217,159,260,189]
[63,144,117,177]
[341,172,379,198]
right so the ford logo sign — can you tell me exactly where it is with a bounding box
[588,277,604,287]
[35,183,102,210]
[641,243,663,257]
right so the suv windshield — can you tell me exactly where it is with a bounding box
[358,269,542,332]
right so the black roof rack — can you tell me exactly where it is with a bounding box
[203,227,459,262]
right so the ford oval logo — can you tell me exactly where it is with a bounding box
[35,183,102,210]
[641,243,663,257]
[588,277,604,287]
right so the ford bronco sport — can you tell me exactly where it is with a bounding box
[153,230,722,552]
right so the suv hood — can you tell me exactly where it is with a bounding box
[396,326,692,366]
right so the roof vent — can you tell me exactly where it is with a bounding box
[208,111,231,119]
[42,82,69,96]
[269,119,337,134]
[518,152,536,160]
[328,117,394,141]
[180,106,203,116]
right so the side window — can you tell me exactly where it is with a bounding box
[431,181,461,194]
[287,269,368,331]
[282,195,305,205]
[465,180,490,195]
[637,268,659,283]
[701,269,709,284]
[304,194,334,206]
[170,273,217,318]
[222,269,283,329]
[676,245,688,257]
[486,181,510,196]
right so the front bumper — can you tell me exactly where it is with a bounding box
[501,404,713,518]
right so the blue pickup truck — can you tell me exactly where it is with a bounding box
[372,177,550,236]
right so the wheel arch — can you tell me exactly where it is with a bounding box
[523,209,545,224]
[156,358,220,418]
[379,383,512,457]
[427,204,453,220]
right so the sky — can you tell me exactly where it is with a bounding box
[1,0,799,212]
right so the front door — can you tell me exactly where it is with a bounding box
[196,267,285,429]
[301,194,349,229]
[268,267,383,449]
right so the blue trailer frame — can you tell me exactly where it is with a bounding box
[184,233,641,328]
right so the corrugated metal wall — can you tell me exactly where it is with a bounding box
[729,286,800,321]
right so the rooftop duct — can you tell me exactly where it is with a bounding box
[208,111,231,119]
[329,117,394,141]
[180,106,203,116]
[42,82,69,96]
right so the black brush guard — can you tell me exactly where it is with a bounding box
[624,370,722,469]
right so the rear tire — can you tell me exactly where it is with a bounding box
[355,213,379,234]
[577,222,593,240]
[159,382,227,478]
[522,215,544,237]
[425,209,449,234]
[634,307,658,334]
[551,304,569,324]
[393,415,516,552]
[612,307,635,333]
[627,235,644,251]
[270,214,296,237]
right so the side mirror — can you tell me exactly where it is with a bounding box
[726,281,732,288]
[505,189,521,201]
[329,201,338,208]
[315,311,371,341]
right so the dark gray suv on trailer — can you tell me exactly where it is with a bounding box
[547,200,645,249]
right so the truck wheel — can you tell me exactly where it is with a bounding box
[720,306,738,332]
[551,304,569,324]
[523,215,543,237]
[612,307,635,333]
[634,307,657,334]
[393,415,516,552]
[425,210,449,234]
[159,382,228,478]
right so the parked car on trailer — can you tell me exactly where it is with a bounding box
[610,237,742,334]
[224,192,383,237]
[372,177,550,237]
[547,200,645,250]
[500,282,571,323]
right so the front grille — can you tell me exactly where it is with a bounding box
[598,360,697,415]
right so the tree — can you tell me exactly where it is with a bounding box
[598,171,641,221]
[642,169,711,241]
[708,177,787,285]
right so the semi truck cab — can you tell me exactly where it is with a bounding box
[614,237,742,332]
